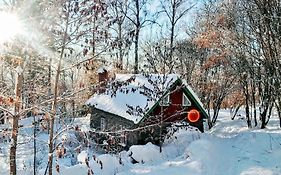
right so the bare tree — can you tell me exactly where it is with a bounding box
[124,0,154,73]
[160,0,194,72]
[108,0,132,70]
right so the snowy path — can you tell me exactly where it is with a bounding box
[117,132,281,175]
[116,111,281,175]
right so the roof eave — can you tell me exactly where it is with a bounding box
[90,106,136,124]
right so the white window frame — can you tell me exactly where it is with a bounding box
[182,93,191,107]
[100,117,106,131]
[160,93,170,106]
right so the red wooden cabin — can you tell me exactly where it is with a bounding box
[87,74,208,147]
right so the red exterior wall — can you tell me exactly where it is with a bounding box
[144,85,204,132]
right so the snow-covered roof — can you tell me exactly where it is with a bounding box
[86,74,180,124]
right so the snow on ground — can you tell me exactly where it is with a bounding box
[117,111,281,175]
[1,109,281,175]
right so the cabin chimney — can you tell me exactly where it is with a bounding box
[97,66,108,83]
[97,66,109,93]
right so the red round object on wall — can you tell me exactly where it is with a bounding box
[187,109,200,122]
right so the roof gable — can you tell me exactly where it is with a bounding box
[182,84,209,119]
[139,79,208,123]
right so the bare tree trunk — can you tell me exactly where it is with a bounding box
[133,0,140,74]
[48,60,61,175]
[134,32,139,74]
[207,115,212,129]
[117,21,123,70]
[231,104,242,120]
[277,101,281,128]
[92,16,96,56]
[61,71,67,118]
[48,3,70,174]
[260,83,270,129]
[33,112,37,175]
[243,80,252,128]
[278,115,281,127]
[47,58,52,134]
[169,1,176,70]
[251,86,257,127]
[70,71,75,118]
[0,60,4,81]
[9,117,19,175]
[10,62,23,175]
[48,58,52,97]
[48,48,65,175]
[265,103,273,126]
[211,104,221,125]
[260,105,268,129]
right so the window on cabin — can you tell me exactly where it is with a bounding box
[159,93,170,106]
[182,93,191,106]
[100,117,106,131]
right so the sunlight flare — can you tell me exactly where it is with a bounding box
[0,12,22,43]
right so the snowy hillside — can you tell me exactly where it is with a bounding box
[1,110,281,175]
